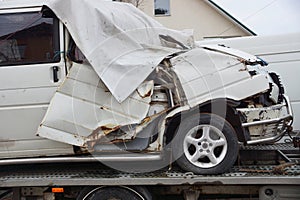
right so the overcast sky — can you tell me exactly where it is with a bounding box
[211,0,300,35]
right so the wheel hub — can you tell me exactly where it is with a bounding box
[183,125,228,168]
[200,142,209,149]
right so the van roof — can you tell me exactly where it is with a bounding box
[0,0,46,9]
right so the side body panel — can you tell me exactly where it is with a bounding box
[38,63,154,147]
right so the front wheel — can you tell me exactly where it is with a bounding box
[172,113,238,174]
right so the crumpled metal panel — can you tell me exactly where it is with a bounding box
[44,0,193,102]
[38,63,154,147]
[171,48,270,108]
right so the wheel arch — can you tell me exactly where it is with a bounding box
[164,98,249,146]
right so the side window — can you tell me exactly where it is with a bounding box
[0,12,60,66]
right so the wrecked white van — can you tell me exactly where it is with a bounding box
[0,0,293,174]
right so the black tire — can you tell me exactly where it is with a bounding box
[77,186,152,200]
[172,113,238,175]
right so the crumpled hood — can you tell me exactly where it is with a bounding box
[44,0,194,102]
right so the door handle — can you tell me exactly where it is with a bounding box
[52,66,59,83]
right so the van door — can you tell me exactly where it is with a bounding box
[0,7,73,158]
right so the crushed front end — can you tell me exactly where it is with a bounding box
[196,44,293,145]
[237,70,293,145]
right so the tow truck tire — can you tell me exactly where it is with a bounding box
[77,186,152,200]
[173,113,238,175]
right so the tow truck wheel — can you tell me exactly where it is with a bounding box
[173,113,238,174]
[77,186,152,200]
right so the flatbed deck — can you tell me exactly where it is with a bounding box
[1,164,300,188]
[1,143,299,188]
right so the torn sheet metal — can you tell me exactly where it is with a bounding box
[43,0,194,102]
[38,63,154,147]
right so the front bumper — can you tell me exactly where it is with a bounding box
[237,95,293,145]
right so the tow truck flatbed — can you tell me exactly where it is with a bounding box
[1,164,300,188]
[1,143,299,188]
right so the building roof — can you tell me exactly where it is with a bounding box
[205,0,256,36]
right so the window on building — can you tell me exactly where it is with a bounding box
[154,0,170,16]
[0,12,60,66]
